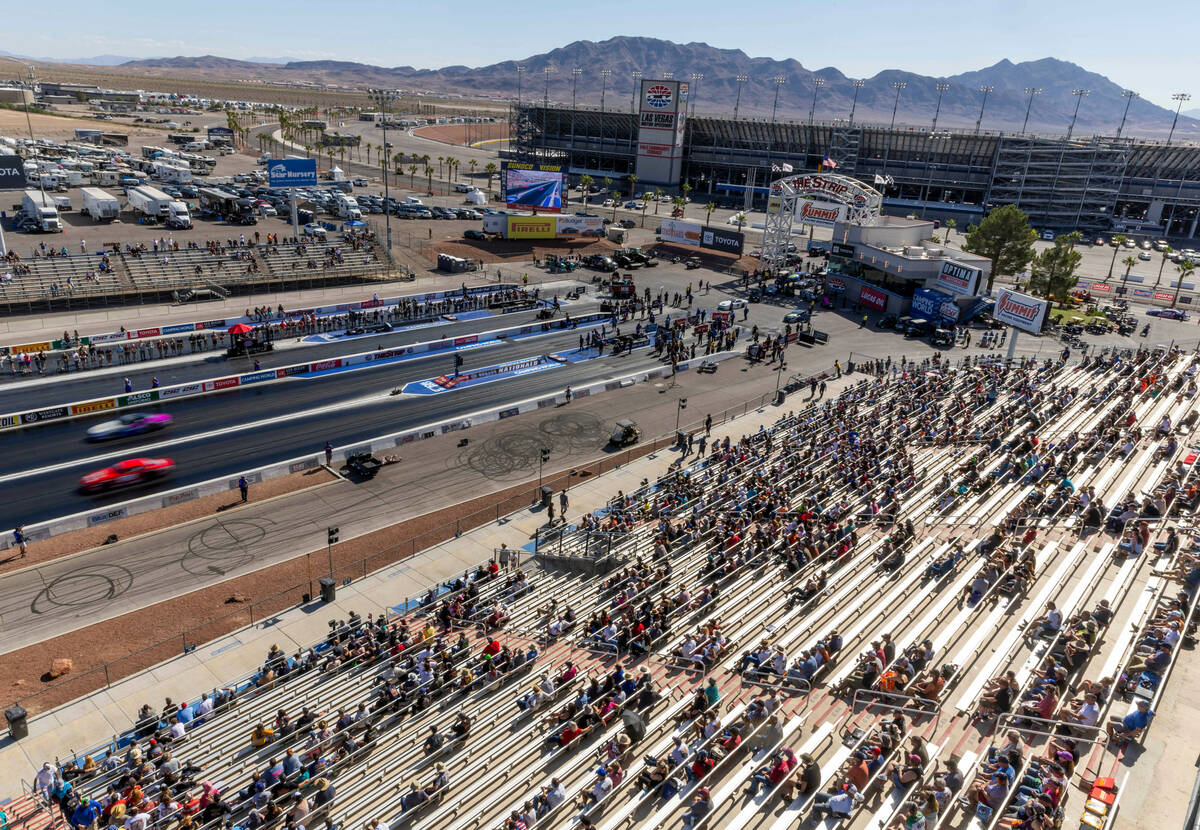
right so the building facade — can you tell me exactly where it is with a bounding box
[508,101,1200,239]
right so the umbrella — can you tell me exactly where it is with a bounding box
[227,323,254,335]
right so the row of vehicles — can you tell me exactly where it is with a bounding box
[582,250,657,272]
[877,314,955,347]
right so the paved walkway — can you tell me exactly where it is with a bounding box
[0,366,840,787]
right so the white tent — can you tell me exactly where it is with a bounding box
[465,188,486,205]
[328,165,346,181]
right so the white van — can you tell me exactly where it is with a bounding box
[404,196,424,206]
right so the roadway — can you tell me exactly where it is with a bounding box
[4,302,590,409]
[0,328,663,528]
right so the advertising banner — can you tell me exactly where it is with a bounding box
[162,323,195,335]
[309,358,343,371]
[239,370,279,385]
[9,341,52,354]
[1132,288,1152,298]
[660,218,702,247]
[0,414,19,428]
[859,285,888,311]
[208,377,240,391]
[0,154,25,190]
[832,242,856,258]
[940,302,960,322]
[992,289,1048,334]
[1088,283,1110,293]
[71,399,117,416]
[796,200,846,228]
[267,157,318,187]
[639,111,676,129]
[197,319,227,330]
[159,382,202,400]
[555,214,604,236]
[118,391,159,407]
[21,406,68,424]
[136,328,161,339]
[1154,290,1174,302]
[912,288,953,319]
[507,216,556,239]
[700,227,744,256]
[502,162,563,213]
[88,507,127,526]
[935,260,981,296]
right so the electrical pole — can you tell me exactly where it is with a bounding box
[1021,87,1042,135]
[848,79,865,126]
[809,77,826,125]
[1115,90,1138,139]
[974,85,993,135]
[369,88,396,253]
[931,82,950,132]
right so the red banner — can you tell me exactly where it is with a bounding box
[309,359,343,371]
[454,335,478,347]
[1089,282,1111,293]
[136,328,161,338]
[1154,290,1174,302]
[859,285,887,311]
[210,377,239,390]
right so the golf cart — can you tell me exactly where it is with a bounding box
[609,419,641,447]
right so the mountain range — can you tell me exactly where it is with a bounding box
[14,37,1200,139]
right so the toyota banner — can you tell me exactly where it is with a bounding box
[0,154,24,190]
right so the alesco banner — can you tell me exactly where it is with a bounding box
[992,289,1048,335]
[118,391,160,407]
[268,158,318,187]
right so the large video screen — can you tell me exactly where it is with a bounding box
[503,162,563,213]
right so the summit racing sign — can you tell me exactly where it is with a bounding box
[267,158,318,187]
[796,200,846,228]
[645,85,673,109]
[992,289,1048,335]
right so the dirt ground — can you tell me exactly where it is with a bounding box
[0,468,337,572]
[413,122,510,147]
[0,108,173,143]
[432,236,620,264]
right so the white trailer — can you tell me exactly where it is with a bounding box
[80,187,121,222]
[20,190,63,232]
[127,185,174,218]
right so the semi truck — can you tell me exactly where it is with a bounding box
[336,195,362,220]
[20,190,63,232]
[80,187,121,222]
[128,185,192,228]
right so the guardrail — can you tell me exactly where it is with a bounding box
[0,311,609,432]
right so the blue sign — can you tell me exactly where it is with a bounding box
[240,370,279,385]
[268,158,318,187]
[162,323,194,334]
[912,288,953,319]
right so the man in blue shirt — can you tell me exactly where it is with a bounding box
[1106,699,1153,743]
[175,703,194,725]
[70,798,100,830]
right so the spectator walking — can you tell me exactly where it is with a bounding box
[238,476,249,503]
[325,443,334,466]
[559,490,569,515]
[13,525,27,558]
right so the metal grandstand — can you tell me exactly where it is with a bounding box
[509,103,1200,238]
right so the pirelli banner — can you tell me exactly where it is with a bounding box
[992,289,1048,335]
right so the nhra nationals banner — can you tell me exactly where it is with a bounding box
[992,289,1048,334]
[660,218,702,247]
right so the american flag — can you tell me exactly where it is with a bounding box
[822,156,838,169]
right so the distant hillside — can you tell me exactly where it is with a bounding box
[48,37,1200,139]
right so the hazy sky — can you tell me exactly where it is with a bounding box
[10,0,1198,108]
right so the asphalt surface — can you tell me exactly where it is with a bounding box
[0,328,664,528]
[6,303,583,408]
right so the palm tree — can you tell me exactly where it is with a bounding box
[1155,247,1173,287]
[671,196,685,218]
[603,177,613,206]
[579,174,594,211]
[681,183,692,206]
[653,187,664,214]
[611,191,621,221]
[303,144,312,159]
[393,154,402,176]
[944,218,957,243]
[408,164,418,189]
[1172,259,1195,307]
[641,192,653,228]
[469,159,478,181]
[1106,234,1126,280]
[437,156,444,179]
[704,201,716,227]
[485,162,498,194]
[338,146,346,169]
[425,166,434,193]
[734,212,748,233]
[1119,255,1137,294]
[628,174,638,205]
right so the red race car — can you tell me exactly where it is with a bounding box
[79,457,176,493]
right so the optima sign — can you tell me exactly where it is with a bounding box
[935,260,982,296]
[992,289,1048,334]
[0,154,24,190]
[267,158,318,187]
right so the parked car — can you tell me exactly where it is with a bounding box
[463,229,486,240]
[783,310,811,324]
[718,298,747,311]
[1147,308,1188,320]
[302,223,327,238]
[1138,251,1152,261]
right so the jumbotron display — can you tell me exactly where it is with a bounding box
[502,162,563,213]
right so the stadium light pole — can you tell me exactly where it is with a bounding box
[1066,89,1089,140]
[733,74,749,121]
[570,67,582,163]
[931,82,950,132]
[889,82,907,130]
[974,85,994,135]
[762,76,786,206]
[1021,87,1042,135]
[369,88,396,253]
[1167,93,1191,145]
[689,73,703,117]
[770,75,786,124]
[1115,90,1138,139]
[630,70,642,113]
[662,71,674,80]
[516,65,524,107]
[543,66,555,109]
[599,68,611,113]
[848,79,865,126]
[808,77,826,125]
